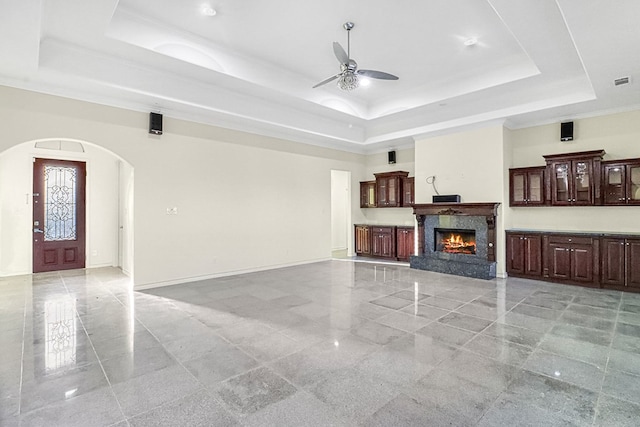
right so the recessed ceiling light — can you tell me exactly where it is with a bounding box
[201,6,217,16]
[359,77,371,87]
[464,37,478,46]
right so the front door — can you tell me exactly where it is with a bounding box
[33,158,86,273]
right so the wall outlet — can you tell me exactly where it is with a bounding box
[166,207,178,215]
[91,250,98,256]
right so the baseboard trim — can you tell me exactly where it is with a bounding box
[134,257,331,291]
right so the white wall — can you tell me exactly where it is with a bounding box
[330,170,350,251]
[0,85,366,288]
[0,140,122,275]
[119,160,134,276]
[415,125,507,276]
[507,110,640,233]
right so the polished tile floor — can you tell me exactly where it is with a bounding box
[2,261,640,426]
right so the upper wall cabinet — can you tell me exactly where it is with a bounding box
[402,177,415,207]
[360,181,376,208]
[602,159,640,205]
[360,171,412,208]
[543,150,605,206]
[509,167,545,206]
[375,171,409,207]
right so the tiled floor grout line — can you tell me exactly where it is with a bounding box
[17,275,29,418]
[58,273,131,426]
[590,295,623,426]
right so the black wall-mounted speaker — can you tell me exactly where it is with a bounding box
[433,195,461,203]
[561,121,573,141]
[388,150,396,164]
[149,112,163,135]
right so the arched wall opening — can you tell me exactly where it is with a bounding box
[0,138,134,280]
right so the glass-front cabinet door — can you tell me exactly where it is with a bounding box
[510,171,526,205]
[572,160,593,205]
[551,161,571,205]
[602,160,640,205]
[603,163,625,204]
[627,163,640,205]
[527,168,545,205]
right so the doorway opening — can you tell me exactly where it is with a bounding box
[331,170,351,259]
[0,139,134,278]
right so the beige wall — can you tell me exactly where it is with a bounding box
[507,110,640,233]
[415,125,507,276]
[0,86,366,288]
[359,147,415,226]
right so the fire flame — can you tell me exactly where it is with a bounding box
[440,233,476,254]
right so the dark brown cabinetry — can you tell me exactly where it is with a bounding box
[371,226,396,258]
[355,225,371,255]
[374,171,409,207]
[505,230,640,292]
[402,177,415,207]
[544,235,598,285]
[396,227,415,261]
[360,171,413,208]
[543,150,605,206]
[506,233,542,277]
[360,181,376,208]
[355,224,414,261]
[602,159,640,205]
[601,237,640,290]
[509,167,545,206]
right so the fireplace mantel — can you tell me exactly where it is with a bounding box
[411,202,501,279]
[412,202,500,218]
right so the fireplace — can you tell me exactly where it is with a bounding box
[410,203,500,280]
[435,228,476,255]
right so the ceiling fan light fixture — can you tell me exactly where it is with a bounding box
[464,37,478,46]
[337,71,359,91]
[201,5,217,16]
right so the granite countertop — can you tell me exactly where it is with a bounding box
[507,229,640,237]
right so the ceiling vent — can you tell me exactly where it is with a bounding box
[614,76,630,86]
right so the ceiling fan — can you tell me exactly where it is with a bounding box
[312,22,399,91]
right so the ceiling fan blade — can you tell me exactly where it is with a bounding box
[357,69,399,80]
[312,74,341,88]
[332,42,349,64]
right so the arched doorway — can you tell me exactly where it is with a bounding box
[0,138,134,279]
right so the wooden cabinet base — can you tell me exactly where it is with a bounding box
[507,230,640,293]
[355,224,414,262]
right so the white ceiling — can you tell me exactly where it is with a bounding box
[1,0,639,153]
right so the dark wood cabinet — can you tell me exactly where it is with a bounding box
[402,177,415,207]
[601,237,640,290]
[354,225,371,255]
[371,226,396,258]
[602,159,640,205]
[509,167,545,206]
[507,230,640,292]
[360,181,376,208]
[543,150,604,206]
[374,171,409,207]
[506,232,542,277]
[396,227,414,261]
[544,235,598,285]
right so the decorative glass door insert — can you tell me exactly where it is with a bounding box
[33,158,86,273]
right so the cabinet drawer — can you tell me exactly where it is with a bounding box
[371,227,393,233]
[548,235,593,245]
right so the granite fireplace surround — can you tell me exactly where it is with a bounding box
[410,203,500,280]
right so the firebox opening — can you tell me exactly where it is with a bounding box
[435,228,476,255]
